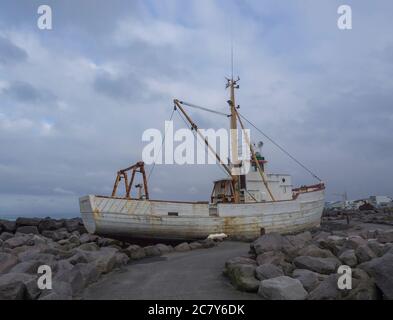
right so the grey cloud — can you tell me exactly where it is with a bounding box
[0,36,28,64]
[3,81,57,103]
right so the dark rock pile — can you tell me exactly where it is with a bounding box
[224,226,393,300]
[0,217,217,300]
[323,208,393,226]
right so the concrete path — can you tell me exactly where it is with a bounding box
[82,241,260,300]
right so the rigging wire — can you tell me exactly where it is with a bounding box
[147,108,175,182]
[178,101,230,117]
[175,108,232,179]
[237,111,322,182]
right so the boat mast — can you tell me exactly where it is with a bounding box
[227,77,241,203]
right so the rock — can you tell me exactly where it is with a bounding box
[9,261,41,274]
[122,245,146,260]
[225,263,259,292]
[317,236,345,256]
[54,268,85,295]
[115,252,130,267]
[355,244,377,264]
[312,231,331,241]
[97,237,122,247]
[292,269,322,292]
[258,276,308,300]
[90,247,118,274]
[16,226,39,235]
[3,235,32,249]
[78,242,99,251]
[66,251,89,265]
[285,231,312,248]
[18,251,57,266]
[367,240,387,257]
[225,256,256,269]
[359,252,393,299]
[298,244,335,258]
[0,273,40,300]
[0,280,25,299]
[0,220,16,233]
[199,239,216,248]
[144,245,162,257]
[16,217,42,227]
[0,239,2,247]
[39,281,72,300]
[38,218,64,232]
[308,274,341,300]
[189,242,203,250]
[174,242,191,252]
[343,268,379,300]
[79,233,99,244]
[41,230,69,241]
[0,252,19,273]
[256,251,286,266]
[377,230,393,244]
[0,232,14,241]
[255,263,284,281]
[73,262,100,286]
[252,233,293,255]
[293,256,340,274]
[64,219,81,233]
[339,250,358,267]
[341,236,366,250]
[155,243,173,254]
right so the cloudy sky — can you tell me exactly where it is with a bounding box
[0,0,392,218]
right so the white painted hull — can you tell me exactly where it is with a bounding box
[79,188,325,240]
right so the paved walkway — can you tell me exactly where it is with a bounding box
[82,241,260,300]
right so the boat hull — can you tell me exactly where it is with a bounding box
[79,188,325,240]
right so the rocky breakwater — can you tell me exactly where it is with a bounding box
[0,217,218,300]
[223,227,393,300]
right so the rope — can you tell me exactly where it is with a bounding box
[238,111,322,182]
[147,108,175,182]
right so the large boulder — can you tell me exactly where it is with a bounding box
[89,247,119,274]
[252,233,293,255]
[377,230,393,244]
[308,274,341,300]
[298,244,335,258]
[317,235,345,256]
[122,245,146,260]
[343,268,379,300]
[174,242,191,252]
[359,252,393,299]
[367,240,388,257]
[224,257,259,292]
[3,234,32,249]
[155,243,173,254]
[16,217,42,227]
[78,243,99,252]
[339,249,358,267]
[97,237,122,247]
[144,245,162,257]
[258,276,308,300]
[285,231,312,248]
[355,244,377,264]
[79,233,99,244]
[41,230,69,242]
[54,268,85,295]
[293,256,340,275]
[255,263,284,281]
[39,281,72,300]
[0,232,14,241]
[16,226,39,235]
[9,261,42,274]
[189,242,203,250]
[64,219,82,233]
[225,263,259,292]
[38,218,64,232]
[0,220,16,233]
[0,273,40,300]
[73,262,100,286]
[0,252,19,273]
[292,269,323,292]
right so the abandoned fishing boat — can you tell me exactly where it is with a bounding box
[79,77,325,240]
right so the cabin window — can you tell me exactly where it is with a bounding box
[168,212,179,216]
[282,178,286,183]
